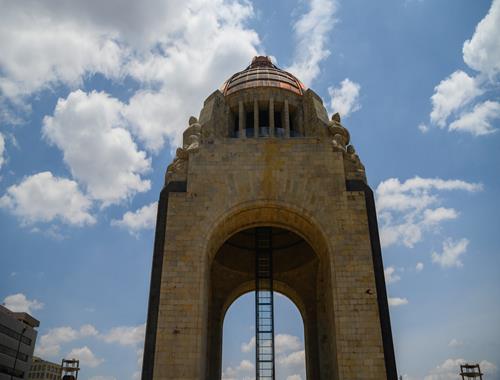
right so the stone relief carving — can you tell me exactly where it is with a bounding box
[328,112,365,176]
[328,113,350,152]
[166,116,202,183]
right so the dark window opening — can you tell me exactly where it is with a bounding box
[233,115,239,138]
[259,109,269,137]
[274,111,283,137]
[245,111,254,137]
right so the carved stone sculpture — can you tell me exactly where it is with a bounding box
[165,116,202,183]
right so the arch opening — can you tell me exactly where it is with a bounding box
[222,291,307,380]
[206,224,337,380]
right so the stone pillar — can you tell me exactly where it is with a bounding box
[269,98,275,137]
[284,99,290,138]
[239,101,245,139]
[254,99,259,138]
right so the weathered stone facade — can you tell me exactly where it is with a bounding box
[142,57,396,380]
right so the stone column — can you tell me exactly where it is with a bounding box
[284,99,290,138]
[239,101,245,139]
[254,99,259,138]
[269,98,275,137]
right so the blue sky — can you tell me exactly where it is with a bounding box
[0,0,499,379]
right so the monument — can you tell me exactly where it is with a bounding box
[141,56,397,379]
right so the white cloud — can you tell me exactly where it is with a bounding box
[1,0,261,153]
[0,172,95,225]
[328,78,361,118]
[388,297,408,307]
[0,132,5,169]
[278,349,305,367]
[375,177,481,248]
[428,1,500,135]
[275,334,302,354]
[111,202,157,234]
[2,293,44,314]
[237,335,305,379]
[287,376,303,380]
[67,346,103,368]
[100,323,145,346]
[123,0,260,150]
[384,266,401,284]
[425,358,497,380]
[418,123,429,133]
[463,0,500,76]
[222,359,254,380]
[0,2,122,101]
[422,207,459,225]
[448,100,500,136]
[431,238,469,268]
[35,324,99,358]
[89,377,117,380]
[241,333,302,355]
[448,339,463,348]
[287,0,337,86]
[430,70,482,128]
[416,262,424,272]
[240,336,255,353]
[43,90,151,206]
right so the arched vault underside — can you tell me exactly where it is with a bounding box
[208,227,333,379]
[204,204,338,380]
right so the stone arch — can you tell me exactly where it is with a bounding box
[203,201,338,380]
[221,280,307,324]
[203,200,333,265]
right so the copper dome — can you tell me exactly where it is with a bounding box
[221,56,306,96]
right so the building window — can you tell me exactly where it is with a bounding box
[0,322,32,345]
[0,342,29,361]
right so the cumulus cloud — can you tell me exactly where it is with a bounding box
[375,176,481,248]
[462,0,500,76]
[237,334,306,379]
[430,70,482,128]
[384,266,401,284]
[388,297,408,307]
[416,262,424,272]
[111,202,157,234]
[328,78,361,118]
[1,0,261,153]
[448,100,500,136]
[431,238,469,268]
[425,358,497,380]
[43,90,151,206]
[67,346,103,368]
[100,323,145,346]
[0,171,95,226]
[240,336,255,353]
[275,334,302,354]
[35,325,98,358]
[2,293,44,314]
[0,1,122,101]
[428,0,500,134]
[222,359,254,380]
[287,0,337,86]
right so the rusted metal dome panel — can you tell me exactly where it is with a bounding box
[221,56,306,96]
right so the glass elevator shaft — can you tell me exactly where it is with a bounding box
[255,227,275,380]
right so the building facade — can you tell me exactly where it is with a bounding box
[27,357,62,380]
[142,56,397,379]
[0,305,39,380]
